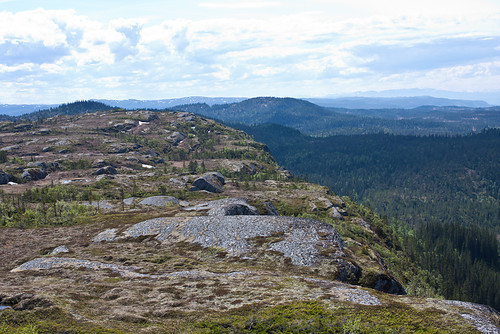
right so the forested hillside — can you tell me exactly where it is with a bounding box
[238,123,500,310]
[19,101,115,120]
[174,97,500,135]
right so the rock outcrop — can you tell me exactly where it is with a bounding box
[167,131,186,146]
[138,196,179,207]
[191,172,225,193]
[185,198,258,216]
[97,215,346,268]
[21,168,47,181]
[87,215,409,293]
[372,274,406,295]
[93,166,118,176]
[50,245,70,255]
[26,161,59,171]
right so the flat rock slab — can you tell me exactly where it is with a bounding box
[138,196,179,207]
[10,257,146,278]
[442,300,500,334]
[11,256,257,281]
[98,216,345,267]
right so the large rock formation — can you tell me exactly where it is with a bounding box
[26,161,59,172]
[92,166,118,176]
[185,198,258,216]
[21,168,47,181]
[191,172,225,193]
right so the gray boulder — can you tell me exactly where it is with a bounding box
[27,161,59,172]
[226,162,261,175]
[51,246,69,255]
[83,201,115,210]
[0,145,20,152]
[0,170,10,185]
[93,166,117,176]
[108,143,140,154]
[95,174,115,181]
[113,122,136,132]
[22,168,47,181]
[138,196,179,207]
[92,160,110,168]
[191,172,225,193]
[167,132,186,146]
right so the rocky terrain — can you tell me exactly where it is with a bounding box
[0,106,498,333]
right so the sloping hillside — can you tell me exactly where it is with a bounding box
[0,104,498,333]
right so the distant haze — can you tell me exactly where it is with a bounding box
[305,96,490,109]
[0,95,496,117]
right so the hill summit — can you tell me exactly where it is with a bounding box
[0,102,498,333]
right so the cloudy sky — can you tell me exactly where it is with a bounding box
[1,0,500,104]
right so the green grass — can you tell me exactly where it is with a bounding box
[194,300,478,333]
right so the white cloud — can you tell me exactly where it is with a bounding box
[1,6,500,103]
[198,1,282,9]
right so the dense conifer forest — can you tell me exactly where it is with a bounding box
[239,123,500,310]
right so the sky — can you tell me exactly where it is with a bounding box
[1,0,500,104]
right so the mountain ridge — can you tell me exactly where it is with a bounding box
[306,96,490,109]
[172,96,500,135]
[0,94,494,117]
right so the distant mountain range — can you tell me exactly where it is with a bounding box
[94,97,247,110]
[0,97,246,116]
[305,96,490,109]
[0,95,494,116]
[172,97,500,135]
[0,103,59,116]
[2,97,499,136]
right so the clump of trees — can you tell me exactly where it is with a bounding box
[0,185,98,228]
